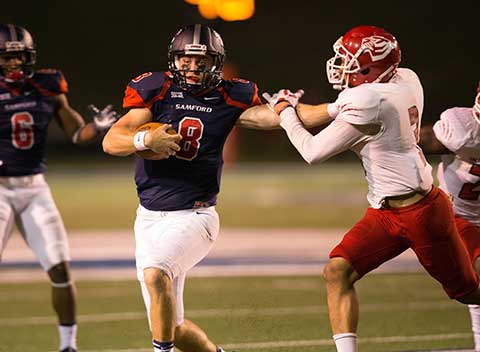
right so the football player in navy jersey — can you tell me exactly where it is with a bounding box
[0,24,117,352]
[103,24,332,352]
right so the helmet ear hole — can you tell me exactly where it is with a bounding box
[360,67,370,75]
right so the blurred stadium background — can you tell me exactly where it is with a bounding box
[0,1,479,351]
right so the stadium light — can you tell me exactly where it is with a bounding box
[184,0,255,21]
[198,0,218,20]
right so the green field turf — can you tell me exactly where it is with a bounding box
[0,273,472,352]
[45,162,374,230]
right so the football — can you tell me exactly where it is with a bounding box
[135,122,177,160]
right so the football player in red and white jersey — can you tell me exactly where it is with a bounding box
[0,24,117,352]
[420,82,480,352]
[264,26,480,352]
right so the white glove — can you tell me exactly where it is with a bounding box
[88,104,119,132]
[262,89,304,113]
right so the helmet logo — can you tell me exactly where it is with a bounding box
[5,41,25,52]
[361,36,394,62]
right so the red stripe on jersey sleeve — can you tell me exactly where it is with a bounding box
[58,74,69,94]
[123,85,149,108]
[251,84,261,106]
[218,87,250,110]
[28,80,61,96]
[150,79,171,105]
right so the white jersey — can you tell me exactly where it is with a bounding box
[334,68,432,207]
[433,107,480,225]
[280,68,432,208]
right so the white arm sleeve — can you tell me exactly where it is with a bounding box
[280,107,366,164]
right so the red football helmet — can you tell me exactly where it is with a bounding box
[473,81,480,123]
[326,25,401,90]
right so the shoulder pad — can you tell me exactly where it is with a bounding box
[220,78,261,110]
[336,86,381,125]
[30,69,68,95]
[433,108,469,152]
[123,72,170,109]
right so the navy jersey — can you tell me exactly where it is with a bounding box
[0,69,68,176]
[123,71,261,211]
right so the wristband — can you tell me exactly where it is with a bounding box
[133,131,148,151]
[274,101,293,115]
[72,127,83,144]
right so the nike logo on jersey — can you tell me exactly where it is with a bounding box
[204,96,219,100]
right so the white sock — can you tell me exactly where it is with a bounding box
[333,332,357,352]
[58,323,77,350]
[152,340,174,352]
[469,305,480,351]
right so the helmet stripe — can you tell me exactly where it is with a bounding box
[193,24,201,45]
[7,24,17,41]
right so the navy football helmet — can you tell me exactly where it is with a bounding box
[0,24,36,82]
[168,24,225,92]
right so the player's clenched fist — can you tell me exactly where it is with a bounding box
[137,122,182,160]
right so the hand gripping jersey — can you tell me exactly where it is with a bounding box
[334,68,432,208]
[0,70,68,176]
[123,72,261,211]
[433,107,480,225]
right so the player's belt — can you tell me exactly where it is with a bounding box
[383,188,431,209]
[0,174,46,187]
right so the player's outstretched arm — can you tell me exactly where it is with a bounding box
[102,108,181,158]
[236,89,306,130]
[296,102,336,128]
[418,125,451,154]
[236,104,281,129]
[54,94,118,145]
[238,88,337,130]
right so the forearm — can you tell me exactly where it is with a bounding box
[419,125,452,154]
[102,124,137,156]
[237,105,281,129]
[296,103,336,129]
[73,123,101,145]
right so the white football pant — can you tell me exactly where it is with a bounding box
[0,174,70,271]
[135,205,219,326]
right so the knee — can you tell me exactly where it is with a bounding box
[456,289,480,305]
[144,268,172,291]
[323,257,356,287]
[47,261,71,285]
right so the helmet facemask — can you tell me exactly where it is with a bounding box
[326,38,362,90]
[0,50,35,83]
[169,44,223,93]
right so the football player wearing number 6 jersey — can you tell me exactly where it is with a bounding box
[102,24,332,352]
[419,82,480,352]
[0,24,118,352]
[264,26,480,352]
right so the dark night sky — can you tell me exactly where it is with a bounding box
[1,0,479,157]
